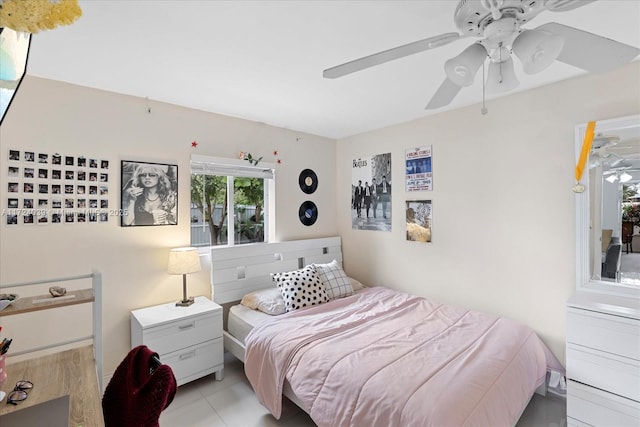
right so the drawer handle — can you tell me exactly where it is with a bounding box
[178,322,195,331]
[179,350,196,360]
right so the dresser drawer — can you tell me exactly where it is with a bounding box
[567,343,640,402]
[567,417,591,427]
[164,338,223,386]
[142,311,222,356]
[567,308,640,360]
[567,380,640,427]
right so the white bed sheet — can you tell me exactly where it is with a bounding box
[227,304,307,410]
[228,289,371,344]
[228,303,273,344]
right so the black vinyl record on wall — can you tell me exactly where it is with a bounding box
[299,201,318,226]
[299,169,318,194]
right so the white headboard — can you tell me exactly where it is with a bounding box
[211,236,342,304]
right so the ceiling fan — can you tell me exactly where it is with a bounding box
[589,134,640,169]
[323,0,640,110]
[590,134,621,161]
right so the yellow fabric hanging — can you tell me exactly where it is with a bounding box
[0,0,82,33]
[575,121,596,183]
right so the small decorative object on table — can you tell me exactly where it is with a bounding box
[0,335,12,382]
[0,294,17,312]
[0,353,6,383]
[49,286,67,297]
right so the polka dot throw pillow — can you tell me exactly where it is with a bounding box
[271,265,329,312]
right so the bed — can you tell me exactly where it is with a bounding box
[212,237,563,427]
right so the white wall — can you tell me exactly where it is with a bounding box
[0,76,338,376]
[337,62,640,364]
[2,63,639,378]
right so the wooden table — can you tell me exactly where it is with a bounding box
[0,346,104,427]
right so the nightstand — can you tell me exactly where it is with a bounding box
[131,296,223,386]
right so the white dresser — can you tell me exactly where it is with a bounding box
[566,292,640,426]
[131,296,224,386]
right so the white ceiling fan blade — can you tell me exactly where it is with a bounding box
[543,0,597,12]
[425,78,462,110]
[537,22,640,73]
[323,33,461,79]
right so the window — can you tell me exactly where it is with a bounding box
[190,155,274,247]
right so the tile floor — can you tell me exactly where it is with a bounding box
[160,352,567,427]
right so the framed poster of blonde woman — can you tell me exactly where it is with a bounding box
[121,161,178,226]
[406,200,432,243]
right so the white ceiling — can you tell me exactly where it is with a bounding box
[26,0,640,139]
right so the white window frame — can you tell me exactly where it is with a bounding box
[190,154,275,247]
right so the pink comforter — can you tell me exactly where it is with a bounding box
[245,287,561,427]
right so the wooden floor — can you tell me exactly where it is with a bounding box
[160,352,567,427]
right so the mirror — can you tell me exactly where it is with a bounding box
[576,114,640,296]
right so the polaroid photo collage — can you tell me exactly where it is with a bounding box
[6,150,110,225]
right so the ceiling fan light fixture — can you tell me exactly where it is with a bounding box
[486,57,519,93]
[513,29,565,74]
[605,174,618,183]
[620,172,633,183]
[444,43,487,87]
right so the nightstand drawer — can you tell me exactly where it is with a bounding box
[143,311,222,356]
[164,338,223,386]
[567,308,640,360]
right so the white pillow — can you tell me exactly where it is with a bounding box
[313,259,353,300]
[272,265,329,312]
[240,287,286,315]
[349,276,366,291]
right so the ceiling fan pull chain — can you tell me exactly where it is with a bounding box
[498,42,504,84]
[481,62,488,115]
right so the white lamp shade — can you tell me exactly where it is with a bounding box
[168,247,201,275]
[605,174,618,183]
[444,43,487,87]
[513,29,564,74]
[486,57,519,93]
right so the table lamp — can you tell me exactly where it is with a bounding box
[167,247,201,307]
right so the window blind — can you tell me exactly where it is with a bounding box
[190,155,274,179]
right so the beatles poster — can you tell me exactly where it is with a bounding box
[406,200,432,243]
[351,152,391,232]
[405,146,432,191]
